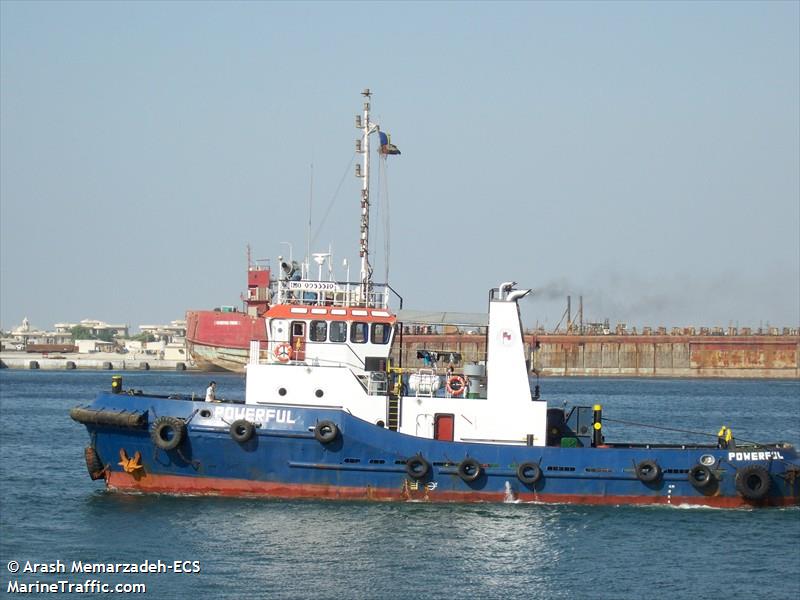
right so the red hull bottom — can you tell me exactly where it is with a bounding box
[105,472,796,509]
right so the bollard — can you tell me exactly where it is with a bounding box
[593,404,603,447]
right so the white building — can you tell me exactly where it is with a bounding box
[4,318,73,348]
[137,320,186,342]
[53,319,129,338]
[74,339,116,354]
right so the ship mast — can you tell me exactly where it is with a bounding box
[356,88,379,303]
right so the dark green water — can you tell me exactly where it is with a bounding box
[1,371,798,599]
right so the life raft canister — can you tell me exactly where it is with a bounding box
[274,343,293,363]
[446,375,466,397]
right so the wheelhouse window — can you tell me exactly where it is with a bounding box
[350,322,368,344]
[329,321,347,343]
[310,320,327,342]
[371,322,391,344]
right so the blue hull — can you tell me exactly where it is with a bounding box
[73,392,800,507]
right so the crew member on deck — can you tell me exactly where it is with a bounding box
[717,425,734,449]
[205,381,218,403]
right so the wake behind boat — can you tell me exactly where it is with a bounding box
[71,91,800,507]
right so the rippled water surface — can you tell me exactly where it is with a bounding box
[1,371,798,599]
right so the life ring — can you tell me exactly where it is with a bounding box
[150,416,186,451]
[517,462,542,485]
[406,454,431,480]
[635,459,662,483]
[457,457,482,482]
[735,464,771,501]
[230,419,255,443]
[314,420,340,444]
[688,464,715,490]
[274,343,293,363]
[446,375,466,396]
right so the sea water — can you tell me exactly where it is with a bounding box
[1,370,798,599]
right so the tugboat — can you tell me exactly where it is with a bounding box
[71,91,800,507]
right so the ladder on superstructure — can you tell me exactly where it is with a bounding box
[387,393,400,431]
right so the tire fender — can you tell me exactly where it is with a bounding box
[230,419,255,443]
[314,420,340,444]
[150,416,186,451]
[517,462,542,485]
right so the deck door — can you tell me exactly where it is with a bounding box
[290,321,306,361]
[434,413,455,441]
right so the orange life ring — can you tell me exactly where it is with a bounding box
[274,343,293,363]
[446,375,466,396]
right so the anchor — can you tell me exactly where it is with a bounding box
[118,449,143,475]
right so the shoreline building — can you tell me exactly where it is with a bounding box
[1,318,74,350]
[53,319,129,339]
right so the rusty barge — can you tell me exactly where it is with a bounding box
[396,331,799,379]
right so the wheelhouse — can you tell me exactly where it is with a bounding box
[263,304,396,372]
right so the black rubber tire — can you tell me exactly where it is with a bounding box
[635,459,662,483]
[688,464,715,489]
[457,458,482,482]
[406,454,431,480]
[84,446,105,480]
[314,420,340,444]
[735,464,771,501]
[230,419,255,443]
[517,462,542,485]
[150,416,186,451]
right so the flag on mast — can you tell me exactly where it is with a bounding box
[378,131,401,155]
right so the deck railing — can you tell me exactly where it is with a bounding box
[273,279,392,309]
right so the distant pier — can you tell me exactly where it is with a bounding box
[0,351,196,371]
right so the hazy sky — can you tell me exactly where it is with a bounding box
[1,1,798,332]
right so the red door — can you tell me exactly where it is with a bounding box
[434,414,454,441]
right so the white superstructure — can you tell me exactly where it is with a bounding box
[244,282,547,447]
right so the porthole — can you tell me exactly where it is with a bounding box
[278,388,287,396]
[315,389,324,398]
[199,409,211,418]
